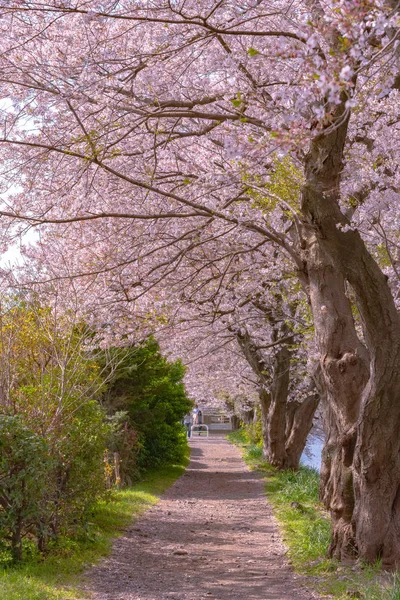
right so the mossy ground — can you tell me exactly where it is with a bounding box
[0,457,188,600]
[227,430,400,600]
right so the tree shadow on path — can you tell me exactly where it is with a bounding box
[85,435,321,600]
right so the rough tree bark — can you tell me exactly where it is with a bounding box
[230,414,240,431]
[239,408,255,425]
[266,345,291,468]
[259,386,272,457]
[285,391,320,470]
[300,91,400,566]
[11,516,22,562]
[236,328,319,470]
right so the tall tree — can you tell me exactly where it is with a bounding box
[0,0,399,565]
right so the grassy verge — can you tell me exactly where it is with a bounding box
[227,430,400,600]
[0,458,188,600]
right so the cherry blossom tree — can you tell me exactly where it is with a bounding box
[158,263,320,470]
[0,0,399,565]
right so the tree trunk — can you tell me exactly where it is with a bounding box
[240,408,255,425]
[231,414,240,430]
[303,229,370,559]
[265,346,291,468]
[259,387,272,460]
[285,394,320,470]
[237,329,319,470]
[301,92,400,566]
[320,223,400,567]
[11,518,22,562]
[37,529,48,554]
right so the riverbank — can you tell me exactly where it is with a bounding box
[227,430,400,600]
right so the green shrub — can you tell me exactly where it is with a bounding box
[105,411,140,485]
[0,459,188,600]
[245,420,263,445]
[49,399,110,539]
[101,337,193,472]
[0,302,111,559]
[0,415,53,561]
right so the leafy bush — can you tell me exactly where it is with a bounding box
[49,399,110,539]
[101,337,193,472]
[227,429,249,445]
[0,302,110,559]
[105,411,140,485]
[0,303,191,561]
[245,420,263,445]
[0,416,53,561]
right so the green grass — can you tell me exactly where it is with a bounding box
[227,431,400,600]
[0,458,188,600]
[265,466,331,569]
[226,429,248,445]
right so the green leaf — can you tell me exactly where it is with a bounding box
[230,92,242,108]
[247,46,260,57]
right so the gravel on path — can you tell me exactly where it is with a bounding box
[84,435,322,600]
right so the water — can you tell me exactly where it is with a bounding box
[300,437,324,471]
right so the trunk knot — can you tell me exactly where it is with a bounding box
[338,352,358,373]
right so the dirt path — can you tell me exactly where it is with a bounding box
[85,435,321,600]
